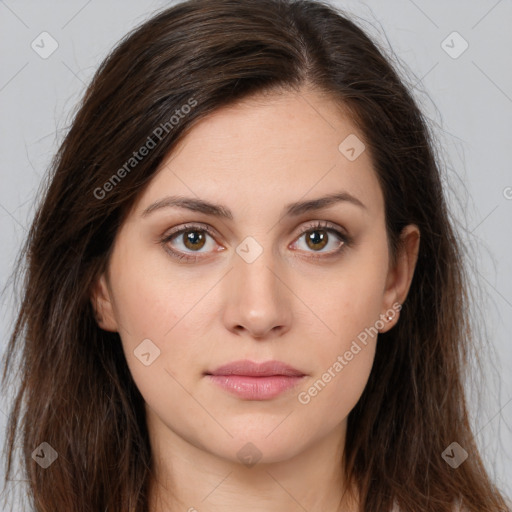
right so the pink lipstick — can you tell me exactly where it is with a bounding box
[205,360,306,400]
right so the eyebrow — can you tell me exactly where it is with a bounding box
[141,191,366,219]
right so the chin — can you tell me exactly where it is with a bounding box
[212,425,306,466]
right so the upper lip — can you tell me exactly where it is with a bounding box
[206,360,305,377]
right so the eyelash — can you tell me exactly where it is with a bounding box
[160,221,352,263]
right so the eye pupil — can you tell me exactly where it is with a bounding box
[306,230,328,251]
[184,230,206,250]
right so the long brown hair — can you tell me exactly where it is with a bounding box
[1,0,509,510]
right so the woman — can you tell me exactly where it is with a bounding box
[1,0,510,510]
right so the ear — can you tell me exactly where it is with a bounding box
[90,272,119,332]
[379,224,420,333]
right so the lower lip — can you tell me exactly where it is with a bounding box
[206,375,305,400]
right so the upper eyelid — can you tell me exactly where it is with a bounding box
[164,222,218,241]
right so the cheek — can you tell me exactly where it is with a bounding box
[293,286,380,438]
[107,249,218,400]
[292,238,388,417]
[109,244,208,340]
[296,238,388,349]
[297,341,376,417]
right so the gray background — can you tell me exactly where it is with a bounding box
[1,0,511,507]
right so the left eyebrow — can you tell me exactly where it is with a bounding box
[140,191,366,219]
[284,192,366,216]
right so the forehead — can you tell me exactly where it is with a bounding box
[131,88,383,222]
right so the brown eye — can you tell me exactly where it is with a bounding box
[182,230,207,251]
[161,224,219,261]
[305,229,329,251]
[291,222,349,258]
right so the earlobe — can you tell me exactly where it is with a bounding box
[89,273,119,332]
[379,224,420,333]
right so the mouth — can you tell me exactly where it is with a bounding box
[204,360,306,400]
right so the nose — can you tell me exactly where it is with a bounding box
[221,245,293,340]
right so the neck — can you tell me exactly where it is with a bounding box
[146,415,357,512]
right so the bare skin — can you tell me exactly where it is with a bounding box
[91,86,420,512]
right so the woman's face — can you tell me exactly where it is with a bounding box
[92,87,418,466]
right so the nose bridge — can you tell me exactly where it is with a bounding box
[224,234,291,336]
[234,234,281,302]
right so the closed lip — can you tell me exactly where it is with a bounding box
[205,359,306,377]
